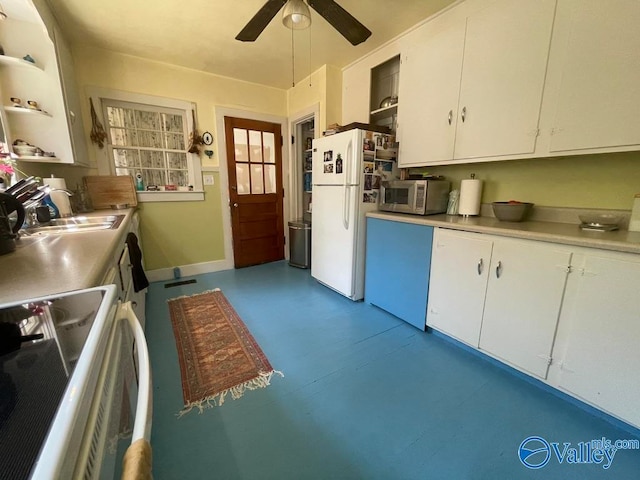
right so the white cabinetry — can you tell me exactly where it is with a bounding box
[0,0,87,165]
[555,252,640,428]
[397,21,465,166]
[545,0,640,153]
[478,238,572,379]
[397,0,555,167]
[426,229,492,346]
[427,228,572,379]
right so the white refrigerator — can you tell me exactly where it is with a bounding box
[311,128,397,300]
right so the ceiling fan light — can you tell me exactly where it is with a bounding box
[282,0,311,30]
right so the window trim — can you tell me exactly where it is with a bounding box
[87,87,204,202]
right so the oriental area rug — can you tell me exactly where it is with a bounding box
[167,289,283,416]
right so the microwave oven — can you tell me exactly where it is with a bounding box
[379,179,451,215]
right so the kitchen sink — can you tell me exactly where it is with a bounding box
[22,214,125,235]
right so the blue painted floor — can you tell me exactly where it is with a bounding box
[145,261,640,479]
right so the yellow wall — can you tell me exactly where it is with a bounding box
[287,64,342,131]
[416,151,640,210]
[71,46,288,270]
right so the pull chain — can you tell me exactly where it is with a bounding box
[291,27,295,87]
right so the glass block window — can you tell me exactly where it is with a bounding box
[102,100,189,188]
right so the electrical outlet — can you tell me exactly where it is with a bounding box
[203,174,214,185]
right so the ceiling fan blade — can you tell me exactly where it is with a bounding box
[236,0,288,42]
[308,0,371,46]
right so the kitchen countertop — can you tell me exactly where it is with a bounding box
[0,208,135,304]
[367,211,640,255]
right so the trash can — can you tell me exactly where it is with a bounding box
[288,220,311,269]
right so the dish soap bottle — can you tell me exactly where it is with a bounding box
[42,195,60,219]
[135,173,145,191]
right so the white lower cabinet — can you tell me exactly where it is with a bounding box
[427,229,492,347]
[427,226,640,428]
[427,228,572,379]
[555,253,640,428]
[478,238,572,379]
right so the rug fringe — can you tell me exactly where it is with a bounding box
[167,288,221,303]
[176,370,284,418]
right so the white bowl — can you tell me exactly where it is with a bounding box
[13,145,37,156]
[578,213,623,226]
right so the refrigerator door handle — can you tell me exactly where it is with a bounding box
[343,185,350,230]
[342,138,353,230]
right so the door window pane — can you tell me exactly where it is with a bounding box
[236,164,250,194]
[234,128,249,162]
[249,130,262,163]
[251,165,264,194]
[263,132,275,163]
[113,149,139,168]
[264,164,276,193]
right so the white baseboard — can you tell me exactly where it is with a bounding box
[146,259,233,283]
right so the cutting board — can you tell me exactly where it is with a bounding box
[84,175,138,209]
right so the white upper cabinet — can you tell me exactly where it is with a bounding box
[397,0,556,167]
[397,20,465,166]
[545,0,640,153]
[453,0,555,160]
[0,0,88,165]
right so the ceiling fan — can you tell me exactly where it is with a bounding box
[236,0,372,46]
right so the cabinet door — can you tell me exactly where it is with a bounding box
[365,219,433,330]
[426,229,493,347]
[548,0,640,153]
[397,21,465,167]
[453,0,555,160]
[479,238,571,379]
[558,254,640,428]
[53,24,90,166]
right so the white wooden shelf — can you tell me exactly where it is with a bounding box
[4,106,52,117]
[16,155,60,162]
[370,104,398,121]
[0,55,44,72]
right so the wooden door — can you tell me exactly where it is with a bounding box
[224,117,284,268]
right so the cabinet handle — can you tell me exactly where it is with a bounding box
[477,258,483,275]
[496,261,502,278]
[69,110,76,125]
[461,106,467,123]
[448,110,453,125]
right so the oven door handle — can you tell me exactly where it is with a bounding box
[120,301,153,443]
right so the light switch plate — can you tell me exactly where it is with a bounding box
[203,174,214,185]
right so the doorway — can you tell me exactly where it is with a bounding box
[224,116,284,268]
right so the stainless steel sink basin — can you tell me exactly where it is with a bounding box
[22,215,125,235]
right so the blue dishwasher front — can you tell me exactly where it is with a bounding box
[364,218,434,330]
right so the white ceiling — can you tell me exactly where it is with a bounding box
[44,0,457,90]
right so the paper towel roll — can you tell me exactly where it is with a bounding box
[458,179,483,216]
[46,177,73,217]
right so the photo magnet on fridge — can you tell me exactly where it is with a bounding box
[335,154,343,174]
[324,150,333,162]
[324,163,334,173]
[364,174,372,190]
[363,162,374,174]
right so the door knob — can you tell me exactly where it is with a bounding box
[233,203,238,207]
